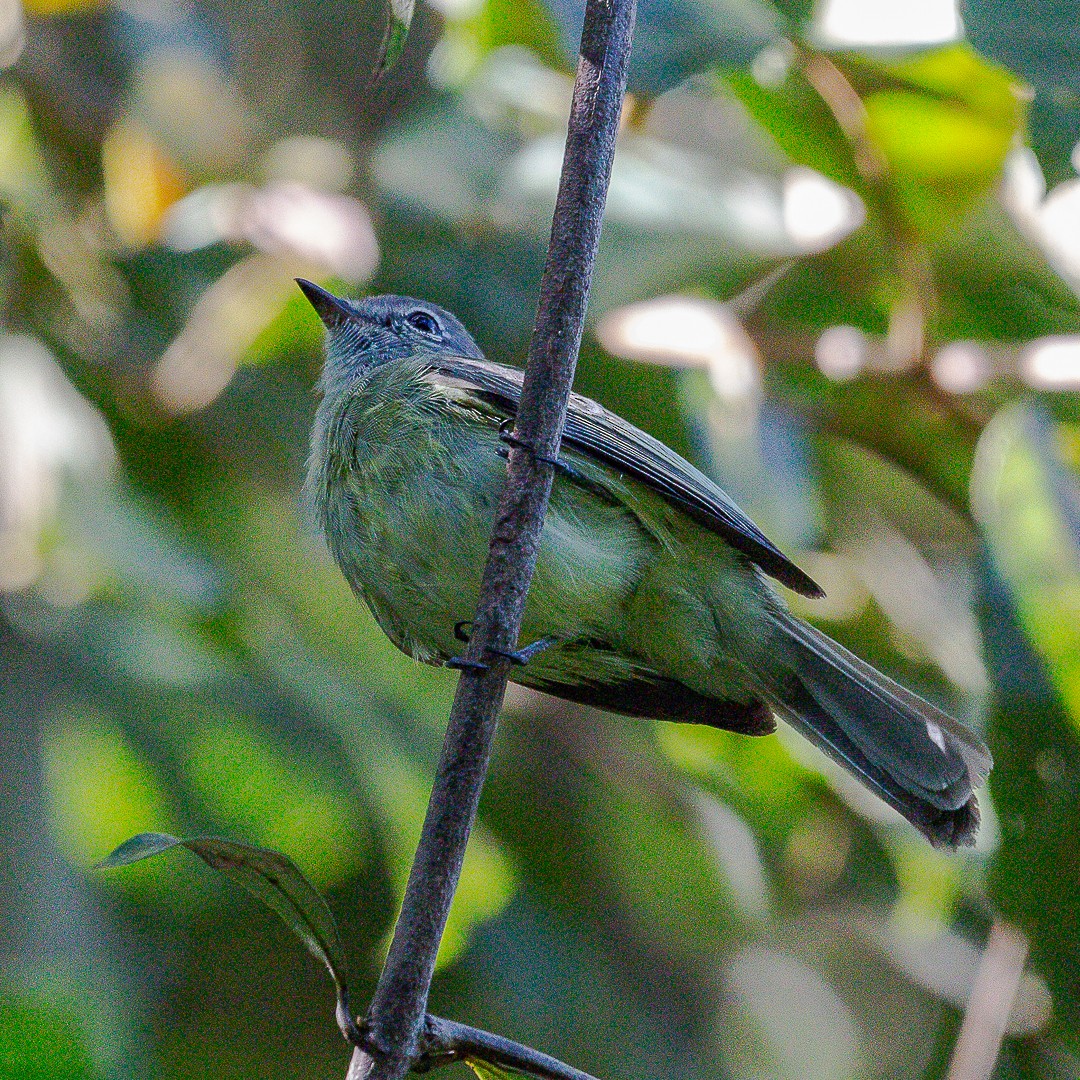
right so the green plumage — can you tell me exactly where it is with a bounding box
[300,282,991,847]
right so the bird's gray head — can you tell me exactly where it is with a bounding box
[297,280,485,380]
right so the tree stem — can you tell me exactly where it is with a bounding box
[354,2,636,1077]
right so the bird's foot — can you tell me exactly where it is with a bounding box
[446,631,557,671]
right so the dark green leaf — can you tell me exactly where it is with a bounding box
[963,0,1080,184]
[542,0,782,94]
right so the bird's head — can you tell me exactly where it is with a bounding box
[297,280,485,381]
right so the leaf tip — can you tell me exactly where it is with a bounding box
[97,831,182,870]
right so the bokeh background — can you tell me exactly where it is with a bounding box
[3,0,1080,1077]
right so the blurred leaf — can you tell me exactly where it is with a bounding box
[723,67,865,193]
[23,0,105,14]
[859,46,1023,236]
[541,0,782,94]
[43,708,179,893]
[659,723,820,853]
[0,987,102,1080]
[972,403,1080,729]
[931,197,1080,342]
[718,944,864,1080]
[0,87,57,217]
[448,0,564,72]
[378,0,417,78]
[101,118,187,247]
[980,564,1080,1028]
[372,102,510,225]
[183,714,370,891]
[963,0,1080,185]
[732,45,1022,242]
[99,832,357,1035]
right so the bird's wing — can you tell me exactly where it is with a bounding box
[420,354,823,598]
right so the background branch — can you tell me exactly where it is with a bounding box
[353,1,637,1077]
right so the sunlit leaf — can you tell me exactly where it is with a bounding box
[99,832,358,1038]
[730,45,1022,242]
[859,46,1023,236]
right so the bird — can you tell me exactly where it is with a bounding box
[298,280,991,847]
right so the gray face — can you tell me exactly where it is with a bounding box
[297,281,486,379]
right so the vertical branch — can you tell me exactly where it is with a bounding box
[353,2,636,1078]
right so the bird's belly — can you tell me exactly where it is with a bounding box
[336,452,650,664]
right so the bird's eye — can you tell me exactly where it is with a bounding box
[406,310,440,335]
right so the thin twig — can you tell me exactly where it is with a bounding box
[351,2,637,1078]
[419,1015,604,1080]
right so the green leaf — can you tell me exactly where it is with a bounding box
[729,45,1023,241]
[99,832,359,1040]
[858,46,1023,236]
[377,0,416,78]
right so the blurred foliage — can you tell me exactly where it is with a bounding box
[2,1,1080,1079]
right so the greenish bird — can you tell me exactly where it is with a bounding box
[299,281,991,847]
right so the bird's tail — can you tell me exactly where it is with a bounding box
[769,611,991,847]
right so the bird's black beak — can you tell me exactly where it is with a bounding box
[296,279,354,329]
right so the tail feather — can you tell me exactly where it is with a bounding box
[772,612,991,847]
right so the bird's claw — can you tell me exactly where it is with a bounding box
[445,655,489,673]
[447,631,557,670]
[497,420,584,482]
[498,420,562,469]
[487,635,558,666]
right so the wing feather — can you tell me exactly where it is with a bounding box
[419,354,823,597]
